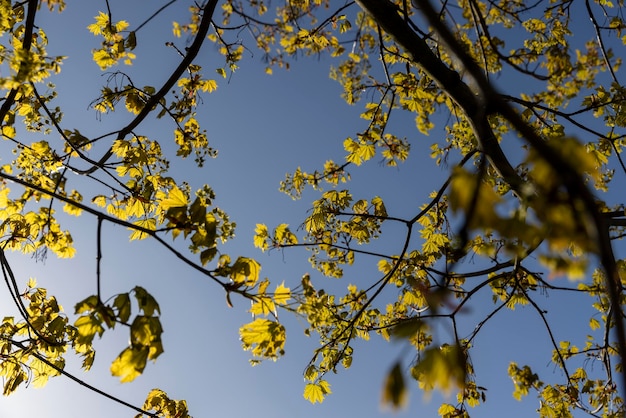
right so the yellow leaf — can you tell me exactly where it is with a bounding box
[30,357,61,388]
[129,218,156,241]
[115,20,129,32]
[274,282,291,305]
[127,198,147,218]
[250,296,275,316]
[110,346,149,383]
[2,125,15,138]
[239,318,286,359]
[92,195,107,207]
[438,404,457,417]
[303,381,331,404]
[412,345,466,395]
[160,186,188,211]
[304,383,324,404]
[253,223,269,251]
[348,52,361,62]
[200,79,218,93]
[230,257,261,287]
[92,49,116,70]
[63,202,82,216]
[87,12,108,35]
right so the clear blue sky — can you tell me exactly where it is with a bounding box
[0,1,616,417]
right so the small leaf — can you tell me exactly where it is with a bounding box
[274,282,291,305]
[129,218,156,241]
[26,277,37,288]
[303,380,331,404]
[438,403,458,417]
[200,247,217,265]
[126,31,137,50]
[113,293,131,323]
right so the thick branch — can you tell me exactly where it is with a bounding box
[415,0,626,395]
[355,0,525,195]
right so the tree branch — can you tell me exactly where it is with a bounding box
[79,0,220,175]
[355,0,526,196]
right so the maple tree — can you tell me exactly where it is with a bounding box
[1,0,626,417]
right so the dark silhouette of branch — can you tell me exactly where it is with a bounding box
[585,0,620,85]
[351,0,626,403]
[134,0,181,33]
[4,338,158,417]
[96,217,104,303]
[0,0,38,122]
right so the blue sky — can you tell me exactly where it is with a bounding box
[0,1,618,417]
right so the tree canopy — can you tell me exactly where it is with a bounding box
[1,0,626,417]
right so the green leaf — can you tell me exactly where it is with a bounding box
[411,344,466,395]
[126,31,137,50]
[130,315,163,347]
[390,318,425,339]
[381,362,407,409]
[74,295,99,314]
[74,314,105,345]
[133,286,160,316]
[110,346,149,383]
[200,247,217,265]
[113,293,131,323]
